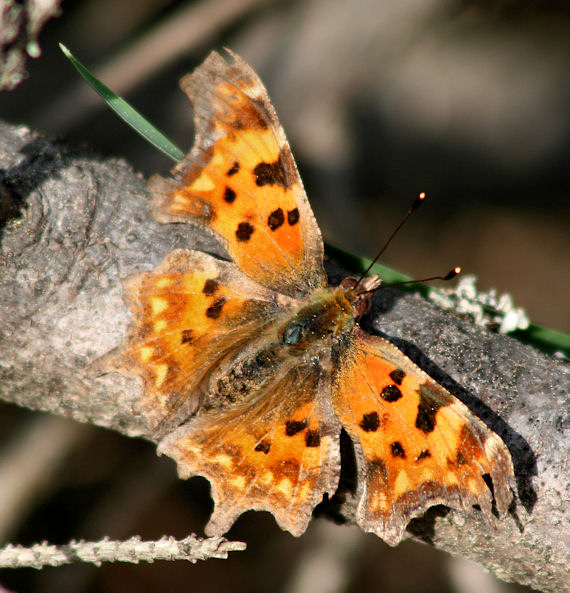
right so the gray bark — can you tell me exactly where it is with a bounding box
[0,122,568,592]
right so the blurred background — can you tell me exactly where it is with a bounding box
[0,0,568,591]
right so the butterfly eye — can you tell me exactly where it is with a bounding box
[282,324,302,346]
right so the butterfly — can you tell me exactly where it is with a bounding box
[109,50,514,545]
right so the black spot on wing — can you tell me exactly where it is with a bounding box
[226,161,240,176]
[287,208,299,226]
[389,369,406,385]
[285,420,307,436]
[253,148,291,189]
[380,384,402,402]
[181,329,195,344]
[390,441,406,458]
[359,412,380,432]
[267,208,285,230]
[236,221,255,242]
[202,279,219,295]
[415,383,448,434]
[205,297,226,319]
[223,186,236,203]
[254,440,271,454]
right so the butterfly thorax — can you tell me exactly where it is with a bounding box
[278,286,356,351]
[202,286,358,410]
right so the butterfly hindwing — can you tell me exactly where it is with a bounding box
[159,358,341,536]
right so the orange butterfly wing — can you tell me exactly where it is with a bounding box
[149,50,326,297]
[112,249,284,430]
[332,328,514,545]
[159,359,341,537]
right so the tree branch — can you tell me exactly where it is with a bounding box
[0,535,246,568]
[0,123,567,592]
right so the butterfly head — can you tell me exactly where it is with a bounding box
[339,274,382,320]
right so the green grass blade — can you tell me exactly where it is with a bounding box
[511,324,570,358]
[59,43,184,163]
[325,243,423,292]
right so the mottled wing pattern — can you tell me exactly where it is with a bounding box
[149,50,326,297]
[159,360,340,536]
[332,328,514,545]
[116,249,282,430]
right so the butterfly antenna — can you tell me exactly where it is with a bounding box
[358,266,462,298]
[385,266,462,289]
[354,192,426,290]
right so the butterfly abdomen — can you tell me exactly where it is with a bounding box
[209,345,282,407]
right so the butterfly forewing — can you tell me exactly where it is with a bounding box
[332,328,514,544]
[149,51,326,298]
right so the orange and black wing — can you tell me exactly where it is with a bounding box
[150,51,326,297]
[332,328,514,545]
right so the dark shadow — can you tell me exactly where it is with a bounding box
[314,429,358,525]
[407,506,450,545]
[0,177,24,229]
[0,135,95,240]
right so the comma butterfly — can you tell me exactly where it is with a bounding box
[110,50,514,545]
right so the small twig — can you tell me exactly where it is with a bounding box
[0,535,246,569]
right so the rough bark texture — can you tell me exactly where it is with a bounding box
[0,123,568,592]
